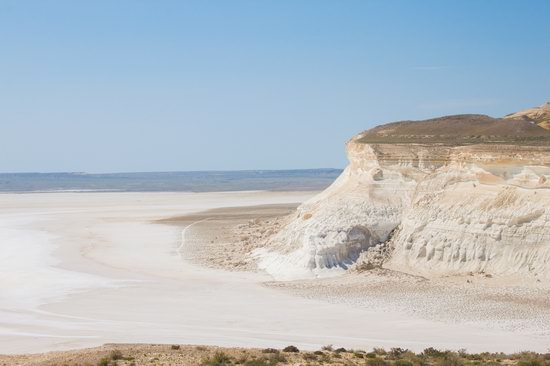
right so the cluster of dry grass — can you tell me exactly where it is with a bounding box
[2,344,549,366]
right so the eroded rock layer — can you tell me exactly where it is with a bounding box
[254,112,550,281]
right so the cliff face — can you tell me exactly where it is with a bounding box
[254,112,550,281]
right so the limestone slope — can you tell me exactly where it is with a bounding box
[505,102,550,130]
[254,113,550,281]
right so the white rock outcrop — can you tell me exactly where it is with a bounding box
[254,115,550,281]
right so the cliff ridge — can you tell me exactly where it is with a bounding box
[253,107,550,281]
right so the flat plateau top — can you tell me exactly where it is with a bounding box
[357,114,550,145]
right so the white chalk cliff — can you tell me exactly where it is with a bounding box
[254,110,550,281]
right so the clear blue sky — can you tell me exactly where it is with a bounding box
[1,0,549,173]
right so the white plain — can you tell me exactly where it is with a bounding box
[0,191,546,354]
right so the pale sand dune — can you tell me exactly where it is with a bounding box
[0,192,547,355]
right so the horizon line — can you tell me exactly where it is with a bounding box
[0,167,344,175]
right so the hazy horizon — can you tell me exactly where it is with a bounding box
[0,168,342,192]
[0,167,341,175]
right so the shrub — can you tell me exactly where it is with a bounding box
[374,348,387,356]
[244,359,269,366]
[516,352,547,366]
[171,344,181,350]
[96,358,110,366]
[389,348,409,359]
[269,353,287,364]
[335,347,348,353]
[437,353,464,366]
[518,359,543,366]
[201,351,233,366]
[314,351,324,355]
[262,348,279,354]
[422,348,445,358]
[243,354,286,366]
[322,344,334,351]
[110,350,123,360]
[395,360,413,366]
[366,353,377,359]
[236,355,249,364]
[244,359,270,366]
[282,345,299,353]
[302,353,317,361]
[367,358,388,366]
[96,350,124,366]
[513,352,540,360]
[319,353,332,363]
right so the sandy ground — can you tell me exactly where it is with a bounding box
[264,271,550,335]
[157,203,296,272]
[0,191,548,356]
[0,344,301,366]
[2,343,545,366]
[175,205,550,338]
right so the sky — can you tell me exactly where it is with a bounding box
[1,0,549,173]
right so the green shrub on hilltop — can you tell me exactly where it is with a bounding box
[437,353,465,366]
[367,358,389,366]
[484,362,504,366]
[422,348,446,358]
[517,358,544,366]
[389,348,409,359]
[394,359,414,366]
[243,354,286,366]
[243,359,269,366]
[201,351,233,366]
[96,350,124,366]
[282,345,299,353]
[96,358,110,366]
